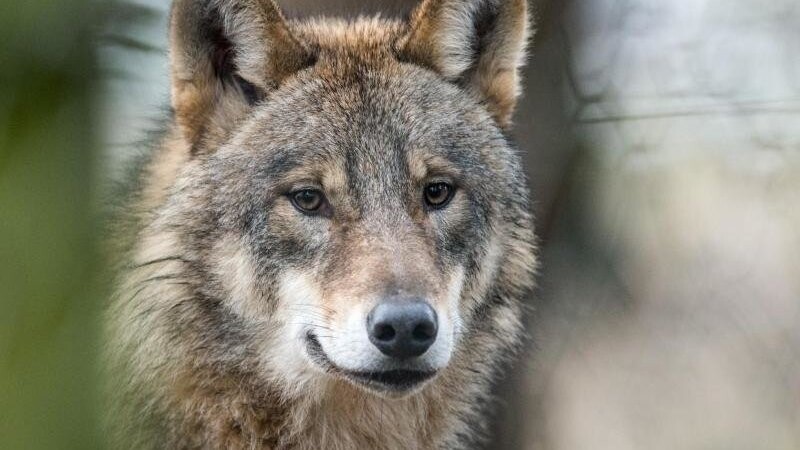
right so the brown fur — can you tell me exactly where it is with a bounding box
[106,1,536,448]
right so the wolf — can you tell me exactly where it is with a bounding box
[105,0,536,448]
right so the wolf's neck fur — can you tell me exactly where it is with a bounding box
[164,367,467,449]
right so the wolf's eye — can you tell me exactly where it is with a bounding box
[290,189,326,214]
[424,182,455,209]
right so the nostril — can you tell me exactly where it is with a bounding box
[374,323,396,341]
[412,321,435,341]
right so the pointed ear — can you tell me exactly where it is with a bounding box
[169,0,315,152]
[397,0,531,128]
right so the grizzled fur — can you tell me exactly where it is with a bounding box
[105,0,536,448]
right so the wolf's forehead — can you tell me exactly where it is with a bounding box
[252,134,461,191]
[253,75,476,170]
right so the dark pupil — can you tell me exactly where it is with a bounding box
[426,184,450,205]
[295,190,321,210]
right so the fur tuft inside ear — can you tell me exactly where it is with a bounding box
[169,0,315,152]
[204,15,265,106]
[397,0,531,127]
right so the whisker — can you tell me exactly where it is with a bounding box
[118,276,191,309]
[283,306,329,315]
[288,302,336,311]
[291,323,336,332]
[129,256,192,270]
[284,312,330,323]
[136,274,188,285]
[120,284,150,308]
[311,334,335,340]
[285,304,337,315]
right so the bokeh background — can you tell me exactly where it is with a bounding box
[2,0,798,448]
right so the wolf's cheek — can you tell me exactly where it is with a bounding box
[428,189,489,268]
[210,233,271,323]
[247,269,332,391]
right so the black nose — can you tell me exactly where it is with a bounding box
[367,299,438,359]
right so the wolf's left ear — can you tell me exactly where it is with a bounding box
[397,0,531,128]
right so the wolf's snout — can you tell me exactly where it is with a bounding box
[366,299,438,359]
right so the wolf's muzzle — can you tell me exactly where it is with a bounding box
[366,298,438,359]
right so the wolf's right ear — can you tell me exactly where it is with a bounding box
[169,0,315,152]
[396,0,531,128]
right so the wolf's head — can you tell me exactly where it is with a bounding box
[138,0,534,398]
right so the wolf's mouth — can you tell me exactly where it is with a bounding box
[305,332,437,393]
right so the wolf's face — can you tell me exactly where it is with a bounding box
[155,0,533,397]
[198,64,520,394]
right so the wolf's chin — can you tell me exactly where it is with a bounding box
[304,332,438,397]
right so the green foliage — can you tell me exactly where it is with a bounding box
[0,0,122,448]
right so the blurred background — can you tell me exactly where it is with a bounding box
[2,0,798,448]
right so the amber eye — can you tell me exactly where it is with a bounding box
[424,182,455,209]
[290,189,325,214]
